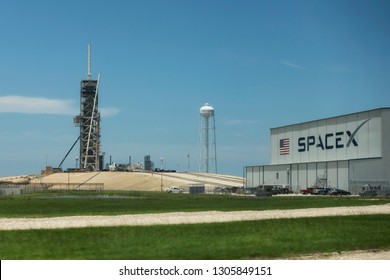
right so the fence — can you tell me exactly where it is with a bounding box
[47,183,104,192]
[175,184,245,194]
[0,184,50,196]
[0,182,104,196]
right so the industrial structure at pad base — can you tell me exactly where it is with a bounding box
[245,107,390,195]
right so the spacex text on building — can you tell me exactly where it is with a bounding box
[297,131,357,152]
[297,119,370,152]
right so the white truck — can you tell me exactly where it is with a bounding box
[165,186,184,193]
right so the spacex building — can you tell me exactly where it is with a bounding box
[245,108,390,194]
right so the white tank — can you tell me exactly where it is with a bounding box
[198,102,217,174]
[200,103,214,117]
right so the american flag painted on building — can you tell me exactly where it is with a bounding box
[279,138,290,155]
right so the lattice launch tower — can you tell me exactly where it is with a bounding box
[74,44,101,171]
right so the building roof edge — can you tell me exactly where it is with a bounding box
[270,107,390,130]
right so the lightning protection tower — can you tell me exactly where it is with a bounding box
[74,44,101,171]
[198,103,217,173]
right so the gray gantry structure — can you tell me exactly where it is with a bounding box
[74,44,101,171]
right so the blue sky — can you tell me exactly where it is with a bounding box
[0,0,389,177]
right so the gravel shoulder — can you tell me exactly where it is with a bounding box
[287,249,390,260]
[1,204,389,230]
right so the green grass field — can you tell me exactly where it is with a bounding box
[0,190,389,218]
[1,191,389,259]
[1,215,389,259]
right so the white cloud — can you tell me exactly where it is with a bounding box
[281,59,305,69]
[0,95,120,117]
[0,95,78,115]
[100,107,121,117]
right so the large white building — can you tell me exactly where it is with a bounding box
[245,108,390,194]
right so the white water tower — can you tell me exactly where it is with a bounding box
[199,103,217,173]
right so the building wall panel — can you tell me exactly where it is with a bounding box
[248,108,389,193]
[327,161,338,188]
[297,163,308,189]
[270,109,382,164]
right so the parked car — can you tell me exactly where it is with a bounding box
[272,185,293,195]
[300,187,315,195]
[213,186,229,194]
[253,185,274,197]
[165,186,184,193]
[330,189,351,196]
[236,187,251,195]
[255,189,272,197]
[359,190,377,197]
[313,188,332,195]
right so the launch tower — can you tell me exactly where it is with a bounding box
[74,44,101,171]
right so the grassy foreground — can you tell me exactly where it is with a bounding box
[0,190,389,218]
[1,215,390,259]
[1,191,389,259]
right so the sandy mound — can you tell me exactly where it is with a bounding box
[28,171,244,191]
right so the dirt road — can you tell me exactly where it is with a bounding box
[1,204,389,230]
